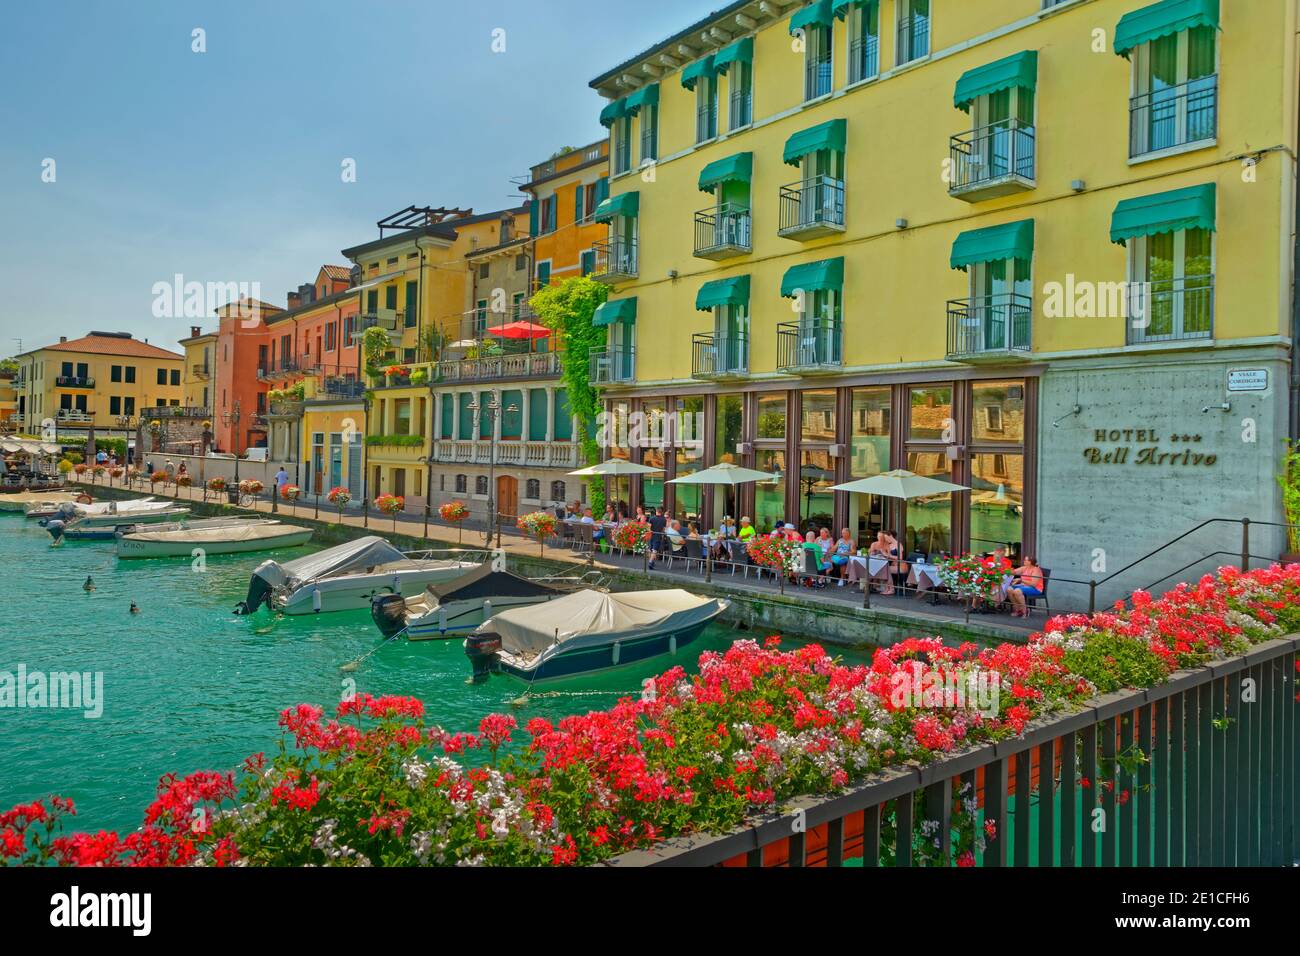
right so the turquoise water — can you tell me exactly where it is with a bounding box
[0,513,854,835]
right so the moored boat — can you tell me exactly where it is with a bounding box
[116,522,313,558]
[464,589,729,684]
[51,514,276,543]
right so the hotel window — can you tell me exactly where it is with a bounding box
[896,0,930,66]
[526,478,540,500]
[550,480,566,502]
[455,474,467,493]
[170,369,180,386]
[385,285,398,311]
[541,195,557,234]
[580,249,596,277]
[1126,21,1217,158]
[848,0,880,84]
[727,59,753,130]
[111,365,122,383]
[613,115,633,175]
[475,475,488,496]
[156,368,167,385]
[584,183,599,220]
[125,366,135,383]
[639,104,659,164]
[1127,226,1214,343]
[110,396,121,415]
[695,73,718,143]
[801,20,832,101]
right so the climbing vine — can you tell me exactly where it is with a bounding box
[530,276,609,513]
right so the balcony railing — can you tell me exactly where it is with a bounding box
[55,409,93,423]
[1130,77,1217,158]
[613,136,632,176]
[436,350,564,383]
[356,313,403,344]
[1126,274,1215,345]
[269,400,305,418]
[55,376,94,389]
[692,333,749,379]
[897,13,930,65]
[141,406,211,419]
[945,293,1033,361]
[191,364,211,380]
[776,320,842,373]
[591,237,638,283]
[804,55,832,101]
[695,104,717,143]
[849,34,879,84]
[320,377,365,399]
[729,88,752,129]
[693,203,752,259]
[778,176,845,239]
[431,439,579,469]
[590,347,636,385]
[257,361,305,382]
[948,120,1036,201]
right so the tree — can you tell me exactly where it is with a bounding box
[530,277,609,514]
[0,357,17,376]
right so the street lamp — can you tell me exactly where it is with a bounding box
[221,401,242,503]
[467,396,519,549]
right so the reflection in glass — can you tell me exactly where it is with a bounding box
[908,385,953,441]
[754,449,786,532]
[970,380,1024,445]
[905,451,951,555]
[800,389,836,442]
[798,449,835,532]
[969,452,1023,560]
[756,393,786,439]
[850,386,890,476]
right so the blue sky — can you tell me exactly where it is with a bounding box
[0,0,704,356]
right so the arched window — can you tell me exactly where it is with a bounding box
[475,475,489,496]
[525,478,540,499]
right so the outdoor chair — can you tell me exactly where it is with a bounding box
[1023,568,1052,616]
[682,537,706,573]
[728,540,749,576]
[795,549,828,589]
[570,522,593,556]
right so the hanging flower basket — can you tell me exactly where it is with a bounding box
[517,511,558,556]
[238,479,264,497]
[937,554,1007,602]
[440,500,469,544]
[613,521,651,555]
[747,536,802,575]
[207,476,227,493]
[280,484,301,501]
[376,493,405,531]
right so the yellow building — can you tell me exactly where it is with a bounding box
[299,375,366,499]
[13,332,184,436]
[522,141,611,286]
[178,326,216,412]
[590,0,1297,603]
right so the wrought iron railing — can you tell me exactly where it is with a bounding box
[849,33,880,84]
[776,320,842,371]
[778,176,845,236]
[592,237,638,280]
[694,203,752,257]
[945,293,1033,357]
[1130,77,1218,158]
[804,55,832,100]
[897,11,930,65]
[590,347,636,385]
[692,333,749,378]
[55,375,94,388]
[1126,274,1215,344]
[729,88,752,129]
[696,103,717,143]
[948,120,1036,194]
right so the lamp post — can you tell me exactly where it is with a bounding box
[419,453,432,538]
[115,415,136,486]
[467,396,519,549]
[221,401,241,504]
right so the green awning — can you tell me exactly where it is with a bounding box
[593,298,637,327]
[593,191,639,222]
[681,55,716,91]
[790,0,834,34]
[954,51,1038,112]
[950,220,1035,271]
[1114,0,1219,59]
[1109,183,1216,244]
[624,83,659,115]
[713,37,753,74]
[780,257,844,297]
[599,98,626,128]
[695,276,751,311]
[698,152,753,193]
[783,118,847,166]
[832,0,874,19]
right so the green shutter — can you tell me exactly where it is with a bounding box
[783,118,847,166]
[713,37,753,74]
[575,185,584,224]
[593,191,639,222]
[1114,0,1220,59]
[593,297,637,327]
[596,177,609,205]
[695,276,750,311]
[478,391,493,438]
[624,83,659,115]
[780,258,844,297]
[385,285,398,310]
[698,152,753,193]
[953,51,1038,112]
[440,393,454,438]
[529,200,539,236]
[405,281,418,326]
[536,261,551,288]
[554,390,573,441]
[366,290,378,314]
[528,388,548,440]
[458,393,474,438]
[680,55,716,91]
[950,219,1036,270]
[599,98,627,127]
[501,389,523,439]
[1109,183,1216,244]
[790,0,834,34]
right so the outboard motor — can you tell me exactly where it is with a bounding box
[234,559,285,615]
[40,502,79,528]
[370,593,408,638]
[46,519,65,544]
[464,632,502,683]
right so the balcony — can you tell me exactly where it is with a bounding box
[55,409,93,424]
[1130,77,1217,159]
[946,293,1033,362]
[778,176,845,240]
[948,120,1036,202]
[142,405,211,420]
[191,364,211,380]
[431,439,579,469]
[591,238,638,283]
[692,333,749,380]
[776,320,842,374]
[319,376,365,400]
[258,361,306,382]
[1126,275,1214,345]
[55,375,94,389]
[590,347,636,385]
[436,350,563,383]
[356,312,404,345]
[693,203,752,260]
[268,400,304,419]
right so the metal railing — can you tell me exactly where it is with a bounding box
[778,176,845,237]
[695,103,717,143]
[948,120,1036,196]
[849,33,879,84]
[55,409,93,423]
[693,203,752,257]
[640,124,657,162]
[777,319,842,371]
[55,375,94,388]
[141,405,211,419]
[729,88,752,129]
[692,332,749,378]
[320,377,365,399]
[897,12,930,65]
[590,346,636,385]
[592,237,638,281]
[436,350,563,383]
[804,54,832,100]
[945,293,1033,358]
[1126,274,1214,344]
[613,134,632,176]
[1130,77,1218,158]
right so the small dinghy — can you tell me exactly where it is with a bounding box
[465,588,729,684]
[370,564,606,640]
[116,522,313,558]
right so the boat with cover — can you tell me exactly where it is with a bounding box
[370,564,608,639]
[464,588,729,683]
[50,514,276,543]
[117,522,313,558]
[234,535,486,615]
[28,496,168,521]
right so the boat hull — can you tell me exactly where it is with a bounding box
[405,593,565,640]
[116,528,314,558]
[488,618,713,684]
[275,564,478,615]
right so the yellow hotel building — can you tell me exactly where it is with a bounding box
[590,0,1297,604]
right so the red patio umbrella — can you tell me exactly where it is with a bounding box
[486,321,551,339]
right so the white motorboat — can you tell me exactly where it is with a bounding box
[51,514,276,543]
[234,535,487,615]
[33,497,182,525]
[117,522,313,558]
[370,564,608,640]
[465,589,730,683]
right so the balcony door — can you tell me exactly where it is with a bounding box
[970,86,1033,181]
[969,258,1031,352]
[799,290,841,367]
[714,303,748,374]
[799,149,843,228]
[1133,27,1216,154]
[1129,228,1213,343]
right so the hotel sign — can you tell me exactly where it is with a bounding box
[1083,428,1217,468]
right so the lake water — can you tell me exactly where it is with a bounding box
[0,512,861,834]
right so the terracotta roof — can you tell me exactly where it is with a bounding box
[40,332,184,361]
[214,297,282,317]
[320,264,352,281]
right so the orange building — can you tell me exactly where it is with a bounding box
[522,141,609,288]
[211,297,283,454]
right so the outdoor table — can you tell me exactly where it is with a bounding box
[908,563,943,594]
[846,555,891,586]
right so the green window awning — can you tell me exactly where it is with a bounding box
[698,152,753,193]
[599,98,627,128]
[681,55,716,91]
[713,36,753,74]
[1109,183,1216,244]
[695,276,751,311]
[780,257,844,297]
[832,0,874,19]
[593,298,637,327]
[1114,0,1219,59]
[790,0,834,34]
[950,219,1035,271]
[783,118,847,166]
[624,83,659,115]
[954,50,1038,112]
[593,191,639,222]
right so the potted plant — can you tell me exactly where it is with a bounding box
[376,493,405,531]
[1278,439,1300,562]
[384,364,410,386]
[409,367,429,387]
[439,500,469,545]
[280,483,301,503]
[517,511,558,557]
[327,486,352,522]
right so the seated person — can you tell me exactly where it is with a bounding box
[1006,557,1045,618]
[830,529,854,584]
[980,546,1014,605]
[801,531,830,585]
[664,520,686,555]
[737,517,755,541]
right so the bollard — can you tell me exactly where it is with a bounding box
[1241,517,1250,572]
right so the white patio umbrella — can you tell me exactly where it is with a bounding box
[667,462,780,581]
[569,459,664,520]
[830,469,971,563]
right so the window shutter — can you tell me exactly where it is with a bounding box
[575,185,585,224]
[529,200,540,236]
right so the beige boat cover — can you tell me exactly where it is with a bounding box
[488,589,712,659]
[122,523,310,544]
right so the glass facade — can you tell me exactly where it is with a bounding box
[905,450,952,556]
[754,448,786,531]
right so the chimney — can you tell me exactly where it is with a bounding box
[287,291,301,310]
[59,336,67,343]
[190,326,201,338]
